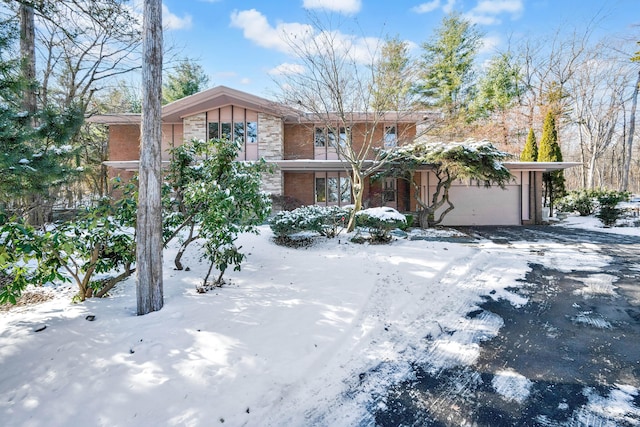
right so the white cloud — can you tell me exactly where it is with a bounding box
[230,9,380,64]
[411,0,456,15]
[412,0,440,14]
[128,2,192,30]
[465,0,523,26]
[230,9,313,53]
[268,63,306,76]
[302,0,362,15]
[162,4,192,30]
[479,34,501,55]
[442,0,457,14]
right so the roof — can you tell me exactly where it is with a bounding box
[88,85,437,126]
[88,86,290,125]
[503,162,581,172]
[86,113,141,125]
[161,85,288,123]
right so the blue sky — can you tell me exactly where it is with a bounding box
[156,0,639,98]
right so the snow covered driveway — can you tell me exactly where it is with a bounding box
[374,225,640,426]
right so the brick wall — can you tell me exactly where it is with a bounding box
[284,123,313,159]
[109,124,140,161]
[284,172,314,207]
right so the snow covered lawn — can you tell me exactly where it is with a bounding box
[0,218,638,426]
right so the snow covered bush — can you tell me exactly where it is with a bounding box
[0,190,137,303]
[556,190,598,216]
[270,205,349,239]
[596,190,630,227]
[354,207,407,243]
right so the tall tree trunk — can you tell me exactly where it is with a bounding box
[622,69,639,191]
[136,0,163,315]
[19,3,36,116]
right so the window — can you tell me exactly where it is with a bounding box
[234,122,245,145]
[327,128,337,148]
[247,121,257,143]
[314,127,326,147]
[221,122,232,140]
[315,177,326,203]
[207,108,258,160]
[208,122,219,139]
[383,178,396,203]
[315,172,351,206]
[384,125,397,148]
[339,127,348,147]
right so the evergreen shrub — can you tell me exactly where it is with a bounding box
[269,205,349,238]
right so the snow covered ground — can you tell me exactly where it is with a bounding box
[1,215,639,426]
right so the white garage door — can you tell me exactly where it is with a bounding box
[432,183,521,226]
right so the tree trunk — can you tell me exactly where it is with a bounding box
[347,168,363,232]
[136,0,164,316]
[19,3,37,116]
[622,69,639,191]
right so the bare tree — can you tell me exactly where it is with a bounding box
[137,0,163,315]
[622,56,639,191]
[275,15,423,230]
[571,44,630,189]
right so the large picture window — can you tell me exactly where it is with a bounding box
[207,107,259,160]
[314,126,340,160]
[315,172,351,206]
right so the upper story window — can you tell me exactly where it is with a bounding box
[384,125,397,148]
[314,127,326,147]
[207,106,258,160]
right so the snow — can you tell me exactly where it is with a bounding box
[1,215,639,426]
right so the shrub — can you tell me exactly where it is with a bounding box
[270,205,349,239]
[557,190,598,216]
[596,190,630,227]
[354,207,407,243]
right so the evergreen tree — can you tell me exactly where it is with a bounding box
[371,36,415,111]
[538,111,565,215]
[520,127,538,161]
[417,12,483,121]
[0,19,83,223]
[162,58,210,104]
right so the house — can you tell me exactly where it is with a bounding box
[89,85,578,226]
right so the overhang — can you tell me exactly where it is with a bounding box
[503,161,581,172]
[103,160,170,171]
[86,113,141,125]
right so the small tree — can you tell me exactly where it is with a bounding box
[175,138,271,288]
[380,140,512,227]
[520,128,538,161]
[538,111,565,216]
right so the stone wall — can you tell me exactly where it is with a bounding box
[258,113,284,197]
[183,113,206,142]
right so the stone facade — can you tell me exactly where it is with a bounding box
[183,113,207,142]
[257,113,284,197]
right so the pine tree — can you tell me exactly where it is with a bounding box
[0,19,83,223]
[537,111,565,215]
[162,58,210,104]
[417,12,483,122]
[520,127,538,161]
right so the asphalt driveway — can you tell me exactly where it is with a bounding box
[373,225,640,427]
